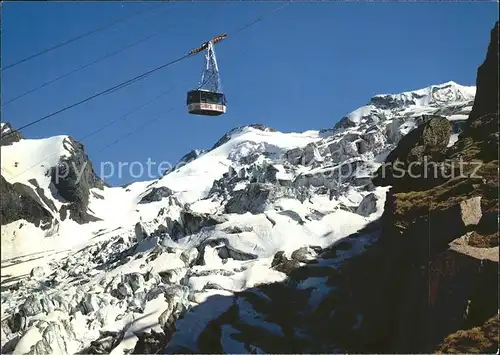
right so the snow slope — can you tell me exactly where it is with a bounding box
[0,81,476,354]
[1,136,76,264]
[1,136,73,210]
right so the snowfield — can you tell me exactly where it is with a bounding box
[0,81,476,354]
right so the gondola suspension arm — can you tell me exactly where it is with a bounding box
[187,34,227,56]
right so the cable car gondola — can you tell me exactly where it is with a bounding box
[186,35,227,117]
[187,89,226,116]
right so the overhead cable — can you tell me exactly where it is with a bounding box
[1,3,163,71]
[2,4,181,106]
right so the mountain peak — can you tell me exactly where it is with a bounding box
[369,81,475,110]
[335,81,476,128]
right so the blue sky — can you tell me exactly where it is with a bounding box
[2,1,497,185]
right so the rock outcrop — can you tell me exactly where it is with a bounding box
[50,138,103,223]
[0,123,24,146]
[463,21,499,143]
[225,183,278,214]
[139,187,174,203]
[355,193,378,217]
[373,115,452,191]
[163,210,227,240]
[0,175,53,228]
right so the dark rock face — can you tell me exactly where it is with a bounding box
[383,194,483,262]
[453,21,499,163]
[134,222,148,243]
[216,244,258,262]
[273,259,301,275]
[290,246,318,263]
[60,203,100,224]
[271,251,287,267]
[334,117,357,130]
[222,225,253,234]
[0,175,53,228]
[2,312,26,335]
[209,163,291,204]
[210,133,234,151]
[373,116,451,191]
[0,122,24,146]
[284,142,322,167]
[386,115,451,162]
[464,21,499,142]
[225,183,276,214]
[164,211,227,240]
[370,92,427,110]
[178,149,206,165]
[181,211,224,235]
[270,247,319,275]
[79,331,123,354]
[50,137,103,224]
[133,330,168,354]
[239,153,261,165]
[139,187,174,203]
[195,238,258,265]
[355,193,378,217]
[284,147,304,165]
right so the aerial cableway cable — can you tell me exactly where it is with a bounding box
[3,32,158,106]
[95,106,178,154]
[78,86,177,143]
[2,2,291,142]
[5,2,292,181]
[6,1,291,181]
[2,53,191,139]
[9,86,178,180]
[1,2,164,72]
[228,2,290,36]
[2,4,182,106]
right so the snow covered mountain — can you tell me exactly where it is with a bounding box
[0,81,476,354]
[0,125,105,263]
